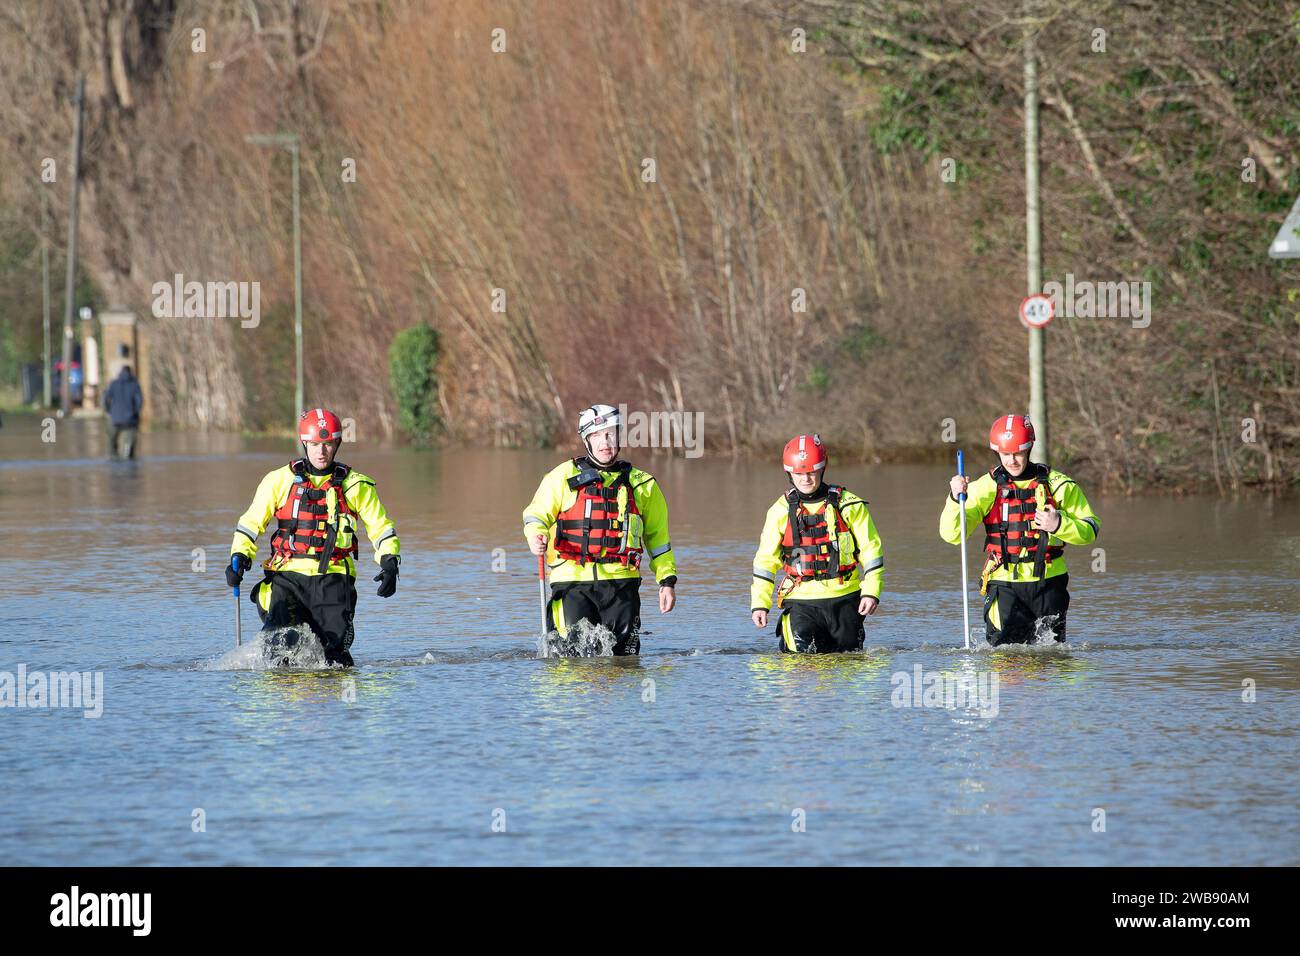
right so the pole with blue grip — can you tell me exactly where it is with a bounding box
[957,450,970,650]
[231,555,242,647]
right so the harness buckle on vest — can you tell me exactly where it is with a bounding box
[269,460,357,572]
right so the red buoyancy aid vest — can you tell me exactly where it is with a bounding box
[268,459,359,571]
[553,459,644,567]
[780,486,859,581]
[982,463,1065,570]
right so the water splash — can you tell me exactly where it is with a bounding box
[954,614,1069,652]
[536,619,619,658]
[202,625,333,671]
[1031,613,1065,644]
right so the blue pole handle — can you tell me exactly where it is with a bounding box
[956,450,967,502]
[230,554,241,597]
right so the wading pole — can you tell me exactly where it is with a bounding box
[231,555,243,647]
[538,552,549,639]
[957,450,971,650]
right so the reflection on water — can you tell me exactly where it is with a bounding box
[981,647,1093,687]
[747,648,892,698]
[1,416,1297,865]
[531,655,647,696]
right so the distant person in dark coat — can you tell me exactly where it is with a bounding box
[104,365,143,459]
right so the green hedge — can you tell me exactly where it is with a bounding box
[388,324,441,444]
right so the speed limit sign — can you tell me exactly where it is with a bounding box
[1020,293,1054,329]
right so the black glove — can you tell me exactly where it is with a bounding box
[226,553,252,587]
[373,554,399,598]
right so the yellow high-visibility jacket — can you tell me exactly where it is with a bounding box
[751,487,884,610]
[522,458,677,584]
[229,462,400,578]
[940,466,1099,583]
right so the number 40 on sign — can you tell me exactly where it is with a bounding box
[1020,293,1054,329]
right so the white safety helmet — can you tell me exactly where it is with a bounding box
[578,403,621,442]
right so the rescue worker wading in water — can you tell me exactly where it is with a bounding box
[941,414,1100,646]
[226,407,402,666]
[751,434,884,653]
[523,403,677,655]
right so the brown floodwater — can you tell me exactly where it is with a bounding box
[2,413,1297,864]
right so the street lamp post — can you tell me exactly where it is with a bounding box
[41,191,52,408]
[1024,22,1048,465]
[245,132,303,423]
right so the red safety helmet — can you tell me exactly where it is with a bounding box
[989,414,1034,454]
[783,434,828,474]
[299,407,343,443]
